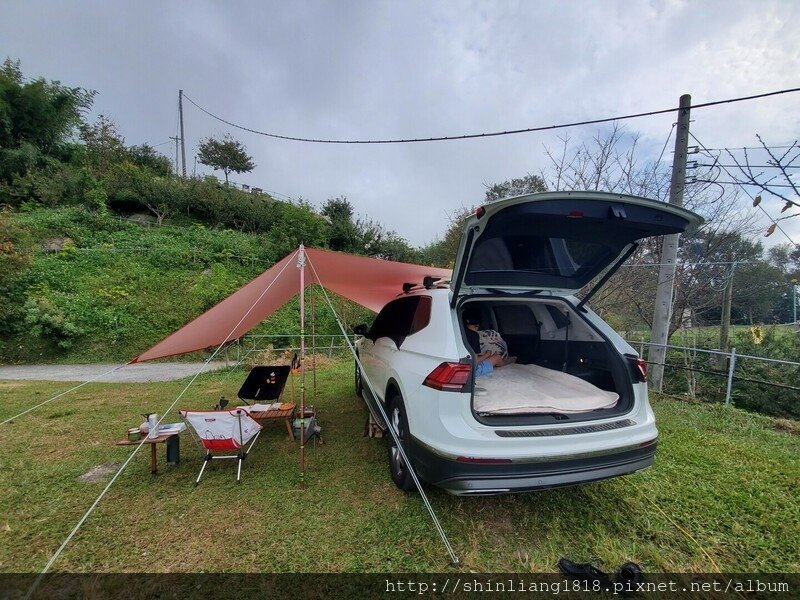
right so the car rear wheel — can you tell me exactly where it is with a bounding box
[387,395,415,491]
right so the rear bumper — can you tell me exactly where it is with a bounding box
[409,437,657,496]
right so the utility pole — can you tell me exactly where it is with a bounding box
[169,135,180,177]
[648,94,691,392]
[179,90,187,178]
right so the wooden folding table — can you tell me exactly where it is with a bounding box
[116,432,181,474]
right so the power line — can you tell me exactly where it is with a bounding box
[696,163,800,169]
[690,132,797,246]
[182,86,800,145]
[695,145,797,151]
[692,179,799,188]
[645,122,676,191]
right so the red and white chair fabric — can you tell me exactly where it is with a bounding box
[180,408,262,484]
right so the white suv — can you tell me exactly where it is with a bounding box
[354,191,701,495]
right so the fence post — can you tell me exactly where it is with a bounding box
[725,347,737,406]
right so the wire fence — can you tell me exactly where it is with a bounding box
[229,333,352,365]
[629,339,800,409]
[52,243,273,266]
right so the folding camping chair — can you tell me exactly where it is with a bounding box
[237,365,291,404]
[180,408,262,484]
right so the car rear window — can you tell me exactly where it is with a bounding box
[469,234,616,280]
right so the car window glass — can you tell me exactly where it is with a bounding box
[470,235,614,278]
[409,296,432,335]
[494,304,538,335]
[545,304,570,329]
[368,296,431,347]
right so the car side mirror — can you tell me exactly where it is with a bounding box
[353,324,369,336]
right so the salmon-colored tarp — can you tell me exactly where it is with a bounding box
[131,247,451,363]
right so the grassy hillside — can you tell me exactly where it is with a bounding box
[1,207,371,364]
[0,360,797,575]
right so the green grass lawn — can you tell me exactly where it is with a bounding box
[0,359,798,574]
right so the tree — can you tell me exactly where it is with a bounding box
[542,125,765,335]
[418,206,472,268]
[320,195,416,259]
[724,135,800,238]
[197,135,255,184]
[79,114,126,174]
[0,58,95,154]
[484,173,547,202]
[321,196,360,251]
[125,144,172,177]
[0,59,95,185]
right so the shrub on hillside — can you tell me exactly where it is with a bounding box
[0,142,48,186]
[265,200,329,258]
[14,206,126,246]
[23,295,83,349]
[180,177,275,233]
[0,208,33,342]
[189,264,245,311]
[106,162,182,225]
[2,159,108,213]
[731,327,799,418]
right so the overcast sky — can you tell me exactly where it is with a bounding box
[3,0,799,247]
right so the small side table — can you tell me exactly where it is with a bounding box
[116,432,181,474]
[247,405,296,440]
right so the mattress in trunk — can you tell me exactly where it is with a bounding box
[474,363,619,415]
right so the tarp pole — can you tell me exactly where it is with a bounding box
[312,284,317,399]
[297,245,307,489]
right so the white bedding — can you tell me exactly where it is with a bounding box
[474,363,619,415]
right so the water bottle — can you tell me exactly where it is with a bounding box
[147,413,159,439]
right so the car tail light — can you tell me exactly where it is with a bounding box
[567,210,584,218]
[632,357,647,382]
[423,362,471,392]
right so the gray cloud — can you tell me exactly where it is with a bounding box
[2,0,798,245]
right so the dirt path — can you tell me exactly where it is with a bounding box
[0,362,228,383]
